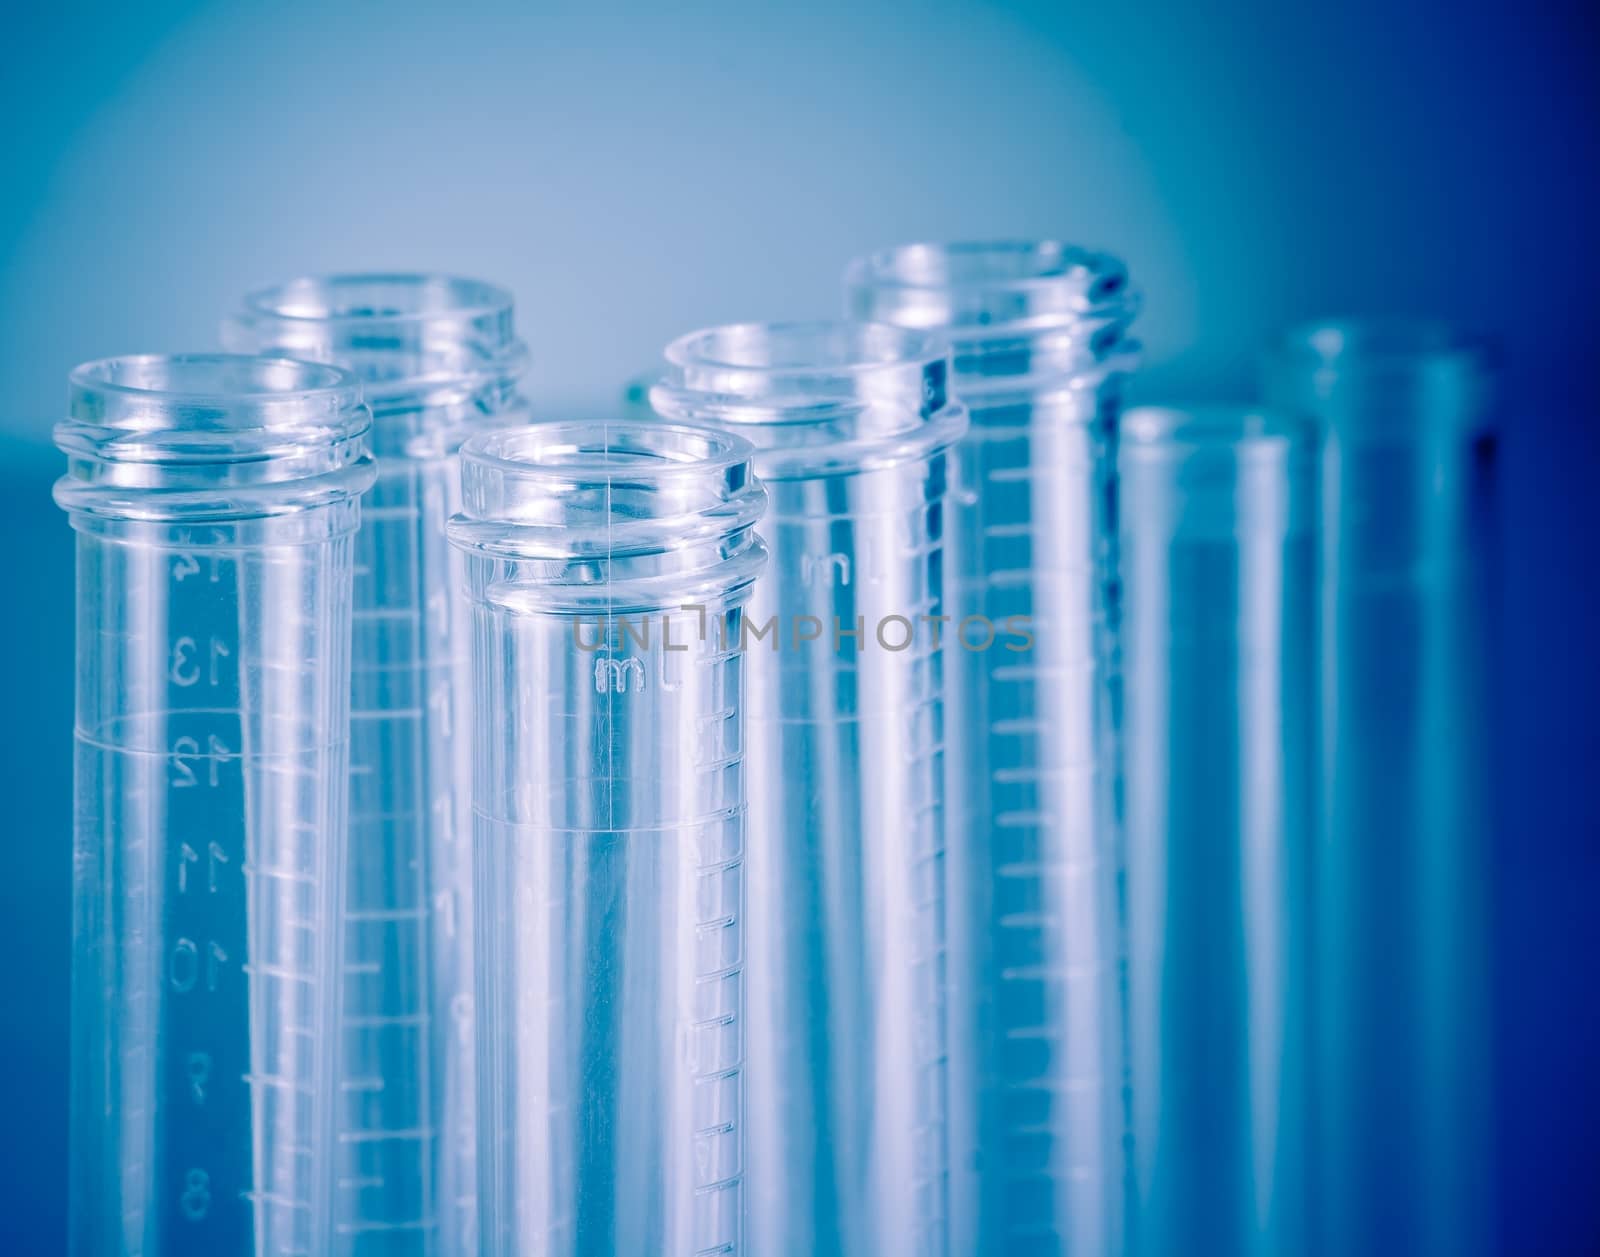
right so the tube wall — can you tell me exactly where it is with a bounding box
[226,276,530,1255]
[846,244,1135,1256]
[1264,323,1497,1257]
[56,354,375,1257]
[1118,407,1318,1257]
[653,322,966,1257]
[448,421,768,1257]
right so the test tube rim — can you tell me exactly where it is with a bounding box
[651,319,968,478]
[1266,316,1488,370]
[449,419,769,604]
[662,318,946,382]
[460,418,757,482]
[1262,317,1495,441]
[843,239,1137,321]
[842,241,1141,401]
[450,418,768,563]
[848,239,1125,294]
[68,352,359,411]
[238,272,515,326]
[225,273,532,411]
[1121,403,1317,452]
[55,352,375,522]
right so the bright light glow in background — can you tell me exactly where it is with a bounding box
[2,1,1593,1250]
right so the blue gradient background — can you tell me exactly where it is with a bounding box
[3,1,1594,1250]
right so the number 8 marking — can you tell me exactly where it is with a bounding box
[180,1168,210,1220]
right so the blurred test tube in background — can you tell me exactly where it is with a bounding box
[1264,322,1497,1257]
[225,276,531,1256]
[1118,407,1318,1257]
[652,322,966,1256]
[56,355,375,1256]
[846,243,1135,1256]
[449,421,768,1256]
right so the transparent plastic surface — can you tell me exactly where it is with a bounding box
[55,354,375,1257]
[1118,408,1317,1257]
[226,275,531,1256]
[846,243,1136,1256]
[1264,322,1496,1257]
[652,322,967,1257]
[448,421,768,1257]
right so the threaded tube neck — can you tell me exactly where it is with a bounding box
[448,420,767,612]
[223,273,530,456]
[649,320,966,479]
[54,353,374,524]
[844,241,1139,399]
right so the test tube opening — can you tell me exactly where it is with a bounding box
[73,352,353,403]
[1122,404,1317,451]
[55,353,374,525]
[1264,318,1493,438]
[846,240,1135,331]
[653,320,965,476]
[66,352,365,448]
[667,319,935,371]
[462,421,756,516]
[661,319,944,407]
[451,420,769,588]
[1122,405,1318,539]
[471,419,748,471]
[244,273,513,324]
[846,241,1140,400]
[1277,317,1470,364]
[225,273,529,409]
[854,239,1126,295]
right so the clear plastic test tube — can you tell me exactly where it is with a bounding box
[846,243,1136,1256]
[447,421,768,1257]
[225,276,530,1255]
[650,322,967,1257]
[1263,323,1496,1257]
[55,354,375,1257]
[1118,407,1317,1257]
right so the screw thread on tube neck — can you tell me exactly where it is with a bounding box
[844,241,1140,402]
[447,420,769,613]
[649,320,968,478]
[52,353,375,532]
[224,273,530,458]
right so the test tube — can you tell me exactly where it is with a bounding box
[846,243,1136,1255]
[1263,322,1496,1257]
[447,421,768,1256]
[1117,407,1318,1257]
[650,322,967,1257]
[55,354,375,1256]
[225,276,530,1255]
